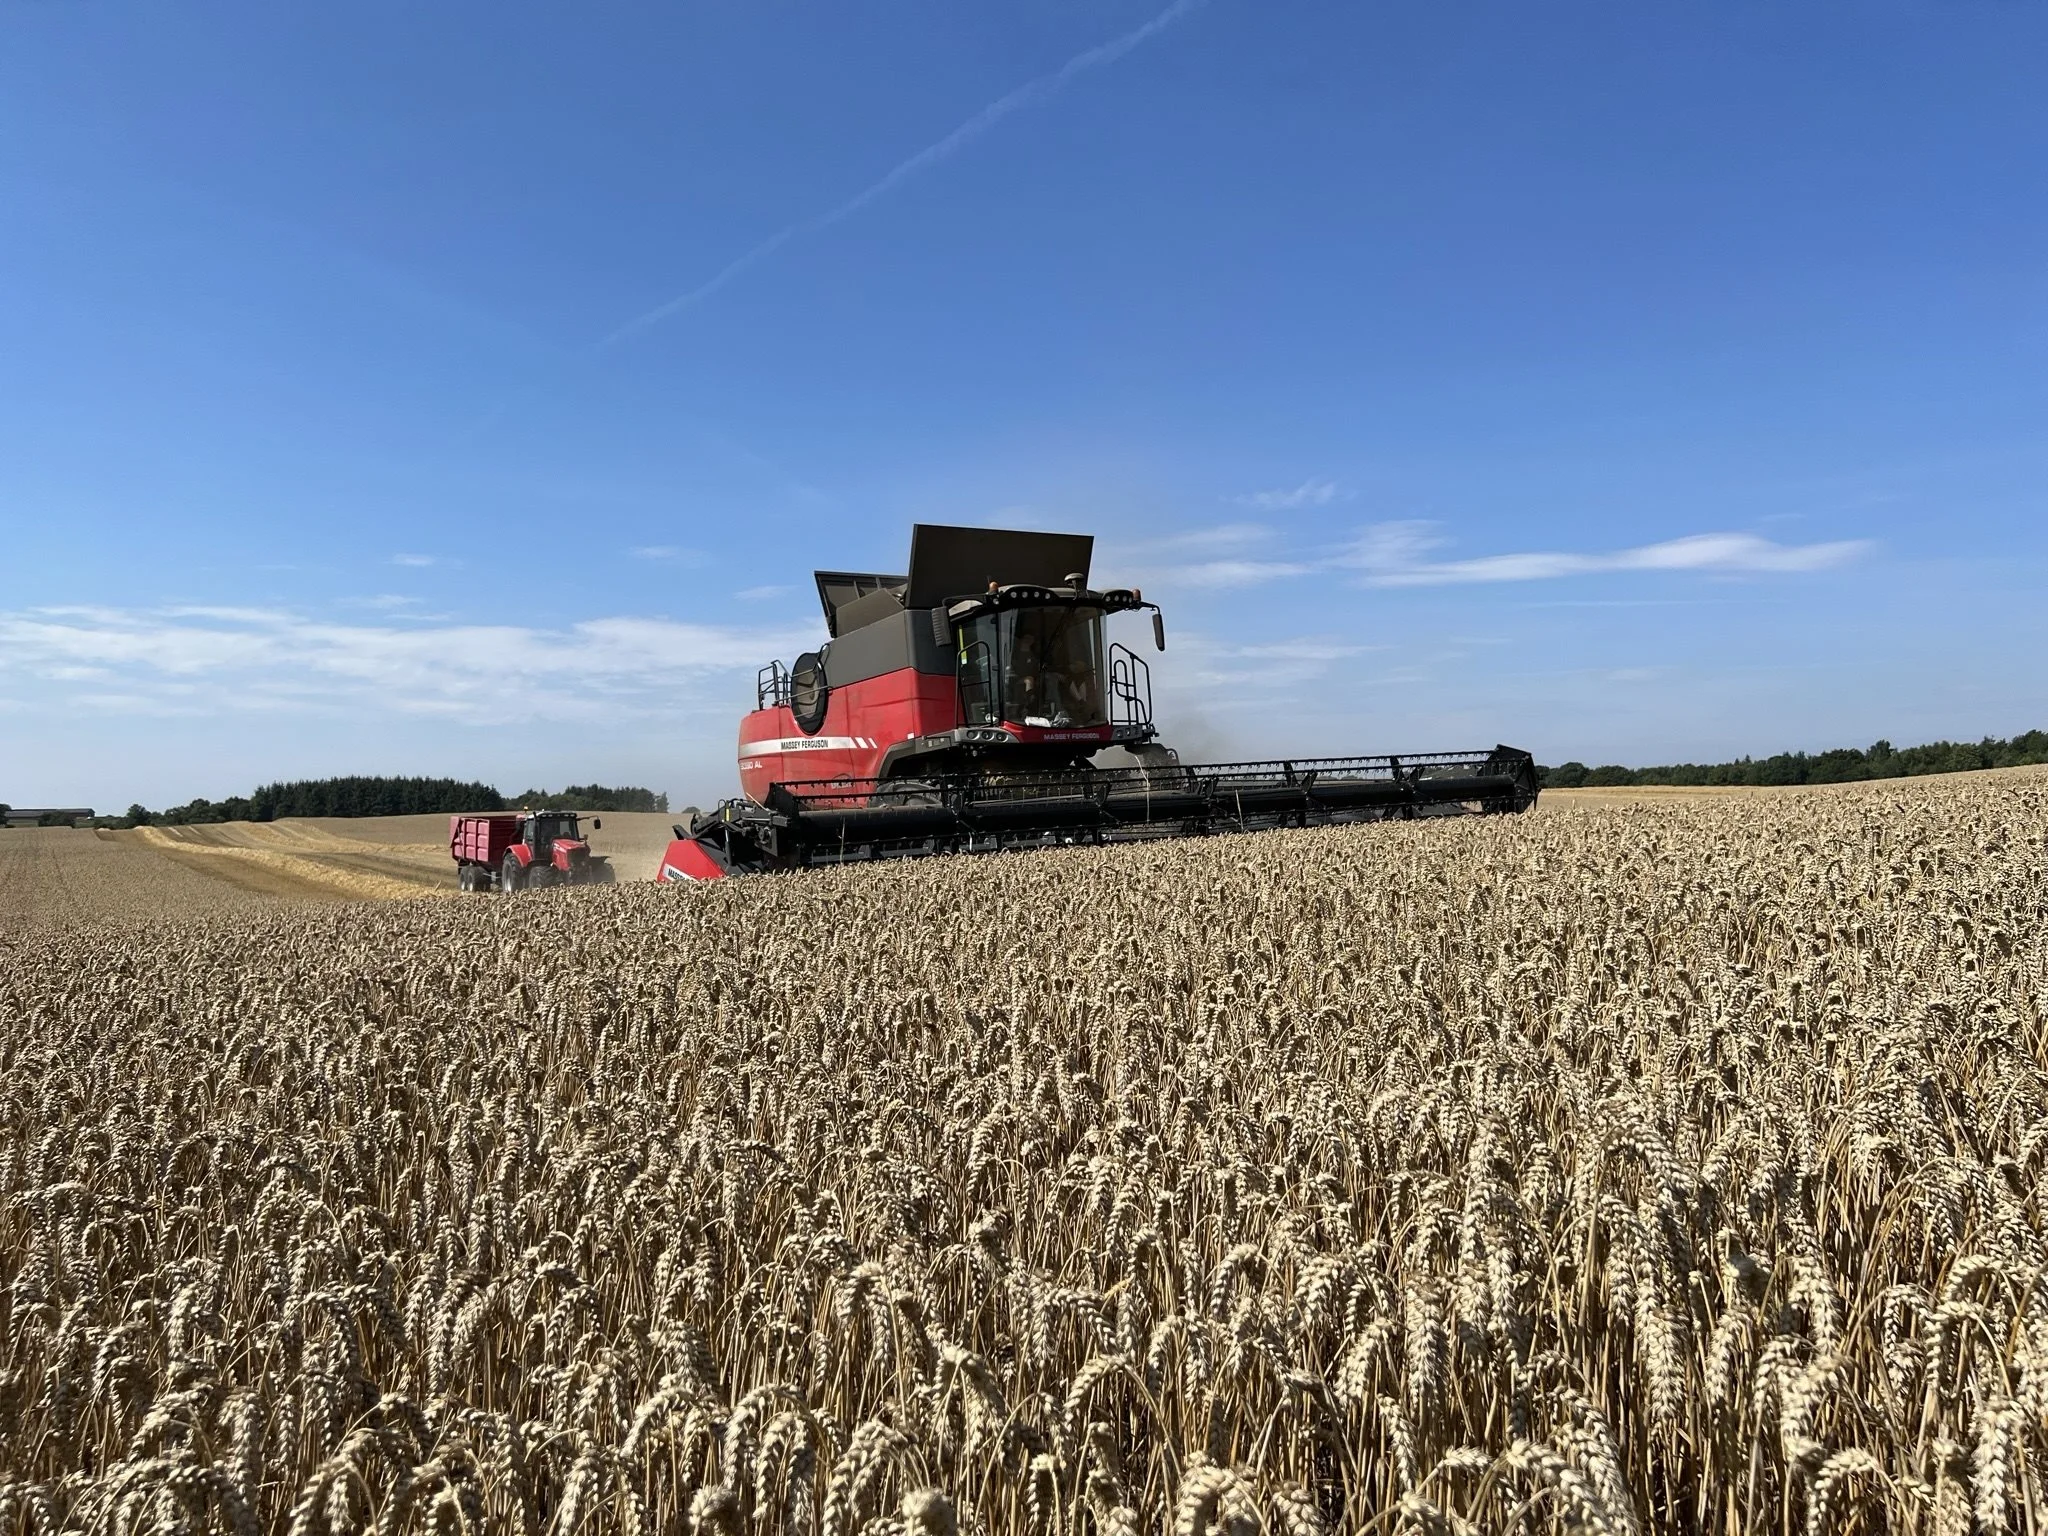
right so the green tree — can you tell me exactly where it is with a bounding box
[513,784,669,813]
[1539,725,2048,791]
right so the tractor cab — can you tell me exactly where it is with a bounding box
[515,811,610,886]
[523,811,595,854]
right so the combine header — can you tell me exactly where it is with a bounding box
[658,524,1536,881]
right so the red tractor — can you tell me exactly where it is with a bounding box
[450,811,613,893]
[657,523,1538,881]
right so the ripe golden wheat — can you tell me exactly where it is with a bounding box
[3,775,2046,1534]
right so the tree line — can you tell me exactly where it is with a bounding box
[92,777,667,827]
[1539,728,2048,789]
[508,784,669,813]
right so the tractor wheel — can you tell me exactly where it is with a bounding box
[500,855,522,895]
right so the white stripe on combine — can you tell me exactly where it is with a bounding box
[738,736,874,759]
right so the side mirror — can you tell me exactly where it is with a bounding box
[591,817,602,831]
[1152,611,1166,652]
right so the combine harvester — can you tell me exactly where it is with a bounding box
[658,524,1537,881]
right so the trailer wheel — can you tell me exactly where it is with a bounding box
[500,855,522,895]
[457,864,472,892]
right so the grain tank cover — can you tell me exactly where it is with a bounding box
[815,572,908,637]
[903,524,1094,609]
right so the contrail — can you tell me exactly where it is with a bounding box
[600,0,1209,347]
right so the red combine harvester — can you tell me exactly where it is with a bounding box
[450,811,613,893]
[657,523,1538,881]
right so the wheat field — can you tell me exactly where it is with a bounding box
[3,774,2046,1535]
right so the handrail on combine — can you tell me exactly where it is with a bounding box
[1109,644,1153,731]
[757,660,792,710]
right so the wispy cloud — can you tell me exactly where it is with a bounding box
[1161,635,1376,697]
[0,606,812,722]
[601,0,1209,346]
[1235,479,1342,512]
[736,584,796,602]
[390,553,437,568]
[1343,525,1872,586]
[1151,522,1273,553]
[1105,522,1304,588]
[631,545,704,563]
[1129,518,1871,597]
[1167,559,1318,589]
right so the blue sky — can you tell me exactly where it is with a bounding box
[3,1,2044,809]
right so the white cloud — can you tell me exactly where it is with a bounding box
[1222,641,1380,662]
[1132,517,1870,597]
[1164,559,1317,589]
[1235,479,1342,512]
[631,545,705,563]
[390,554,437,567]
[1161,634,1373,695]
[1339,521,1444,570]
[736,584,796,602]
[1155,522,1273,553]
[1345,526,1872,586]
[1096,523,1285,587]
[0,606,813,723]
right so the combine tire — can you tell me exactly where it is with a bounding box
[500,855,522,895]
[790,651,829,735]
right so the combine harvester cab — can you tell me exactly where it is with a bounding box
[659,523,1538,881]
[452,811,613,893]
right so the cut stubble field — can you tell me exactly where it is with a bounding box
[0,811,684,928]
[2,770,2046,1534]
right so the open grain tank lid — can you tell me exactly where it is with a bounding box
[813,572,908,637]
[902,524,1093,609]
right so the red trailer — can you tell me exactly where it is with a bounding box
[450,811,612,893]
